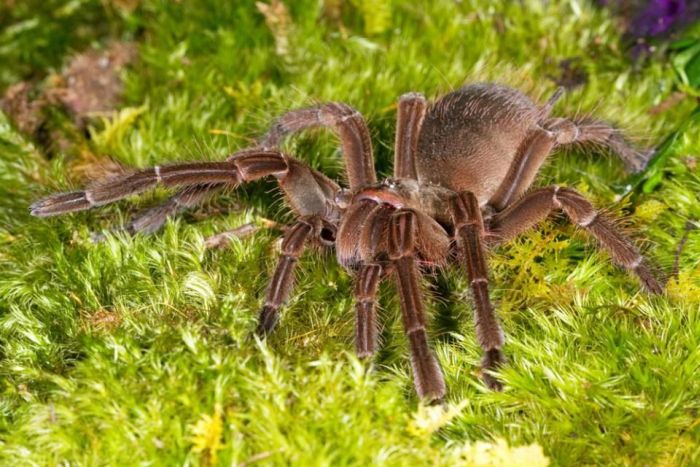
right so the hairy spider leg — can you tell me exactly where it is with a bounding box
[260,102,377,189]
[96,101,376,236]
[257,216,317,335]
[488,186,663,293]
[354,262,383,358]
[389,210,446,401]
[31,148,343,333]
[450,191,505,390]
[31,160,242,216]
[394,93,428,179]
[88,183,222,242]
[31,149,337,217]
[544,117,653,173]
[125,183,223,235]
[488,116,652,212]
[487,127,557,212]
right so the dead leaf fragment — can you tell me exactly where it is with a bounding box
[50,41,138,124]
[205,219,279,249]
[0,81,46,135]
[0,41,138,160]
[205,223,260,249]
[84,309,122,332]
[648,92,687,115]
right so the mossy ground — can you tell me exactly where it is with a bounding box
[1,1,699,465]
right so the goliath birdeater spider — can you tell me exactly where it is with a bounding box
[31,83,663,400]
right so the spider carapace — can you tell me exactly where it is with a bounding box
[32,83,662,400]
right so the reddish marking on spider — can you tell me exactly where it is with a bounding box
[354,188,406,209]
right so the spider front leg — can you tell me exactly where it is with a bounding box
[31,158,247,217]
[31,148,340,220]
[259,102,376,189]
[389,210,446,401]
[336,200,390,358]
[488,186,663,293]
[32,147,344,334]
[450,192,506,390]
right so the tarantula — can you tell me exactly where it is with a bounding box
[31,83,663,400]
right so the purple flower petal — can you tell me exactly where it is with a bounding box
[632,0,687,37]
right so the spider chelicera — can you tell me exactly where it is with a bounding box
[31,83,663,400]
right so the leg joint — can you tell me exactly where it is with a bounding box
[232,150,288,182]
[578,211,599,228]
[551,185,562,209]
[83,190,96,206]
[471,277,489,286]
[406,325,426,336]
[630,255,643,270]
[450,191,483,230]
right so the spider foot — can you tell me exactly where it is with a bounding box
[634,260,665,295]
[626,147,656,174]
[480,348,505,391]
[426,395,445,406]
[256,305,279,336]
[409,333,447,402]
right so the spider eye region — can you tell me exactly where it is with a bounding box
[353,187,406,209]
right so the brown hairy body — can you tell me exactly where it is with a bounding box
[31,83,662,400]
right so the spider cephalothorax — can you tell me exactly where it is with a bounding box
[31,83,663,400]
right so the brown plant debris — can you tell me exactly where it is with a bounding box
[205,223,261,249]
[49,41,138,124]
[1,41,138,158]
[648,92,687,115]
[83,309,122,332]
[204,219,279,249]
[0,82,46,136]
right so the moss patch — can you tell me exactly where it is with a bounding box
[1,1,699,465]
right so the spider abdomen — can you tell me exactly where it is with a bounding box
[415,83,541,204]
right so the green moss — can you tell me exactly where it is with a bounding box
[1,0,699,465]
